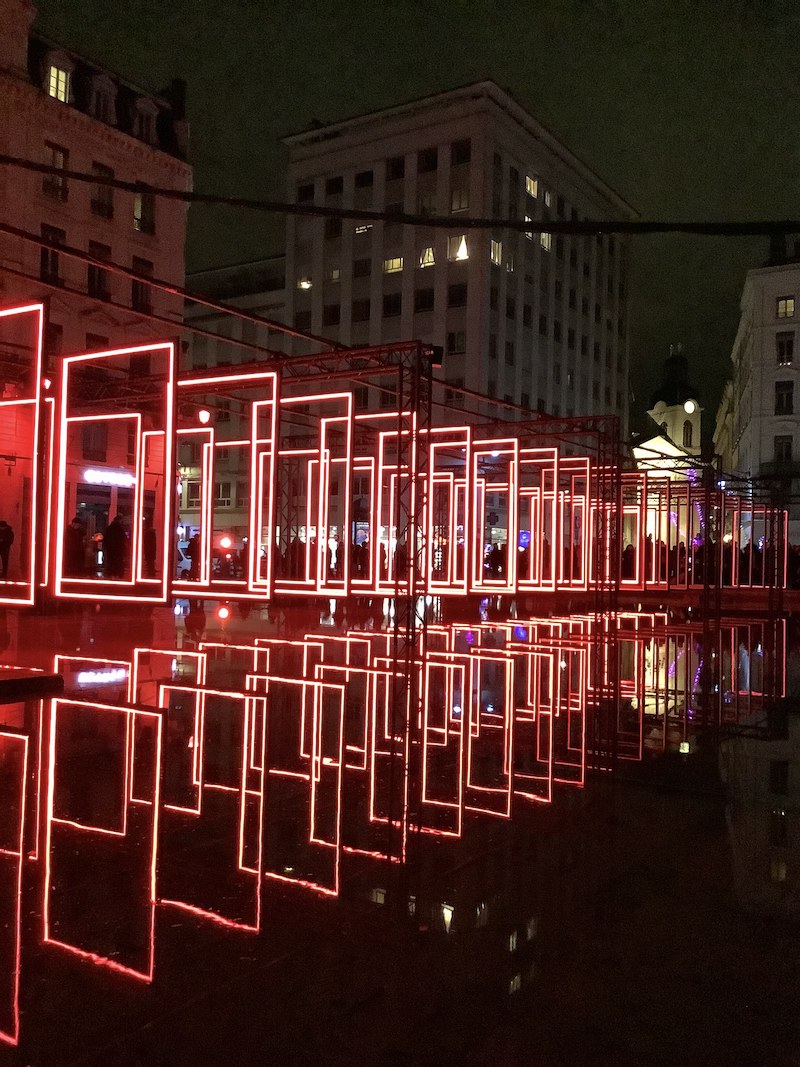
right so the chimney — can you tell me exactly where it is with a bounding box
[0,0,37,79]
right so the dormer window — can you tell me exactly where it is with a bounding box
[91,75,117,125]
[47,64,70,102]
[133,99,159,145]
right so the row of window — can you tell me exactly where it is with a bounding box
[296,140,473,202]
[39,225,154,312]
[43,142,156,232]
[46,63,158,144]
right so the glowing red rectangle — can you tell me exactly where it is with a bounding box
[0,731,27,1046]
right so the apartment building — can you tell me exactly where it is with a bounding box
[283,80,635,430]
[714,239,800,538]
[0,0,191,564]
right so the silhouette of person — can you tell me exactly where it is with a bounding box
[0,520,14,580]
[65,517,85,577]
[143,514,158,578]
[104,515,126,579]
[186,532,201,580]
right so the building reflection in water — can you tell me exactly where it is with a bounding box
[0,607,793,1051]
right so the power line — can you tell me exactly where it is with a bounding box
[3,153,800,237]
[0,220,344,351]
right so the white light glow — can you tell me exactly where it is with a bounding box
[77,668,128,685]
[83,468,135,488]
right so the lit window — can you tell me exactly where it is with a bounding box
[48,65,70,102]
[526,917,537,940]
[525,175,539,198]
[777,296,795,318]
[133,187,155,234]
[544,189,552,207]
[509,974,522,995]
[419,246,435,268]
[369,887,386,905]
[508,931,518,952]
[540,232,552,252]
[327,267,340,282]
[383,256,403,273]
[297,276,313,289]
[354,223,372,235]
[506,254,515,273]
[451,188,469,213]
[448,234,469,261]
[441,903,454,933]
[524,216,533,240]
[490,239,503,265]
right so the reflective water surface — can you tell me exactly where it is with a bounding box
[0,602,799,1065]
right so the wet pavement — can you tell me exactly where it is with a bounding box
[0,601,798,1065]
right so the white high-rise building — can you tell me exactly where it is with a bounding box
[283,80,635,430]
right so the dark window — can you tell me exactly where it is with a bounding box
[451,138,471,165]
[683,420,693,448]
[553,363,561,384]
[594,303,601,323]
[355,169,374,188]
[87,241,111,300]
[553,320,562,342]
[521,392,530,408]
[447,330,466,354]
[583,262,591,278]
[505,341,515,366]
[448,283,467,307]
[775,380,794,415]
[580,335,588,356]
[294,309,312,330]
[386,155,405,180]
[322,303,340,326]
[490,287,499,310]
[489,334,497,360]
[353,257,371,278]
[775,435,793,464]
[777,331,795,365]
[556,195,565,217]
[582,296,589,315]
[82,423,108,462]
[593,342,601,363]
[418,146,438,173]
[131,256,153,313]
[324,217,342,239]
[770,760,790,795]
[325,176,343,196]
[567,327,576,350]
[493,151,502,168]
[85,332,108,351]
[538,314,547,336]
[569,247,578,268]
[506,297,516,319]
[568,288,576,309]
[523,304,532,327]
[353,385,369,410]
[537,398,546,412]
[352,298,371,322]
[383,292,402,317]
[414,287,434,313]
[43,142,68,200]
[487,379,496,399]
[770,809,788,847]
[133,185,155,234]
[297,183,315,202]
[90,162,114,218]
[40,224,65,284]
[555,236,564,259]
[45,322,63,356]
[385,201,403,217]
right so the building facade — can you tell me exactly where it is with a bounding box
[282,81,635,430]
[0,0,192,572]
[714,243,800,538]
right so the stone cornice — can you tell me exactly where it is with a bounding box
[0,73,191,183]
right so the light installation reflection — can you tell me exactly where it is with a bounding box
[0,613,786,1044]
[0,298,790,609]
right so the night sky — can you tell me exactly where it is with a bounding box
[34,0,800,420]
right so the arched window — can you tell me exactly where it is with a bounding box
[660,421,668,435]
[683,420,693,448]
